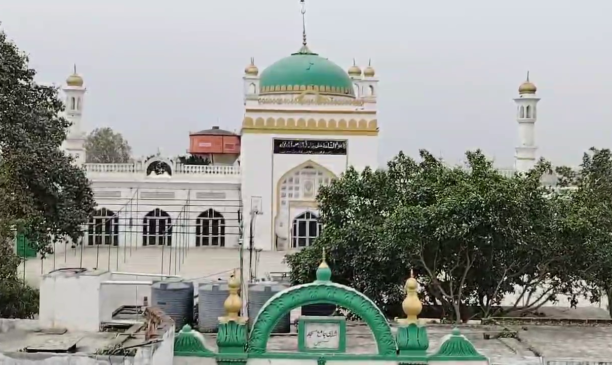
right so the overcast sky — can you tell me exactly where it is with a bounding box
[1,0,611,167]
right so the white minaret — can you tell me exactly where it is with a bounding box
[62,65,87,165]
[514,72,540,173]
[347,58,363,97]
[361,59,378,111]
[243,57,260,107]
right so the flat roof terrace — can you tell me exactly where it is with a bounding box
[19,246,289,288]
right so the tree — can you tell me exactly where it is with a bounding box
[286,150,579,322]
[556,148,612,317]
[0,28,96,316]
[178,154,211,165]
[85,127,132,163]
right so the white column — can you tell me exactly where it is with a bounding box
[62,76,87,165]
[514,89,540,173]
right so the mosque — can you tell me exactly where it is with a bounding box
[58,7,540,254]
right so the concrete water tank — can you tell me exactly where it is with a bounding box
[198,281,229,333]
[151,280,194,330]
[248,282,290,333]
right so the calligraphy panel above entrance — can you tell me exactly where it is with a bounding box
[273,139,348,155]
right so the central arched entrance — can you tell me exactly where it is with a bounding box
[291,211,322,248]
[143,208,172,246]
[87,208,119,246]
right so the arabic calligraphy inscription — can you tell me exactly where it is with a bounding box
[273,139,347,155]
[304,322,341,350]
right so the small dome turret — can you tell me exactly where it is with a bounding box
[519,72,537,94]
[348,59,362,77]
[245,57,259,76]
[363,59,376,78]
[66,65,84,87]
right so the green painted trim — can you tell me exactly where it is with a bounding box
[396,323,429,355]
[297,316,346,353]
[248,282,397,355]
[247,351,429,362]
[217,321,247,354]
[173,324,216,357]
[428,327,488,361]
[174,351,217,358]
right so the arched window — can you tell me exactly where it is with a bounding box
[76,97,81,111]
[248,83,257,94]
[292,211,322,248]
[353,83,360,97]
[71,97,76,110]
[525,105,531,118]
[368,85,375,96]
[520,106,525,118]
[87,208,119,246]
[279,165,334,208]
[143,208,172,246]
[146,161,172,176]
[195,209,226,247]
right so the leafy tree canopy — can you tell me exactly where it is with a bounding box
[286,150,585,322]
[85,127,132,163]
[0,28,96,316]
[178,154,211,165]
[556,148,612,317]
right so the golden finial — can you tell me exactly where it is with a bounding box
[348,58,362,77]
[364,59,375,78]
[518,71,537,94]
[397,269,422,325]
[66,64,84,87]
[244,57,259,76]
[320,247,328,268]
[315,247,332,281]
[219,270,247,324]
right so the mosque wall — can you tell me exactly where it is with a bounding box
[85,180,241,248]
[240,129,378,252]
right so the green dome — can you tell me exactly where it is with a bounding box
[259,46,355,98]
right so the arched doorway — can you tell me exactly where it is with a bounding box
[195,209,226,247]
[291,211,322,248]
[87,208,119,246]
[143,208,172,246]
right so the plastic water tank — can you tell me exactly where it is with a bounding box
[151,280,194,330]
[248,282,290,333]
[198,281,230,333]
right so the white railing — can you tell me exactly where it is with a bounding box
[84,162,241,175]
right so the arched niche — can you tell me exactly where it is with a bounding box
[247,282,396,355]
[145,157,173,176]
[276,160,337,211]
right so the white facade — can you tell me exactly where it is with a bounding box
[240,52,379,251]
[57,41,382,253]
[59,55,540,253]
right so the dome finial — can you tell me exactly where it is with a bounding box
[219,270,247,324]
[300,0,308,47]
[364,59,376,77]
[397,269,422,325]
[66,64,84,87]
[245,57,259,76]
[315,247,332,282]
[295,0,314,54]
[518,71,537,94]
[348,58,362,76]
